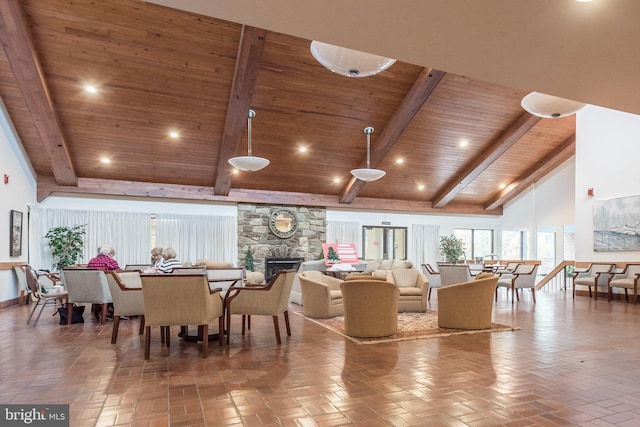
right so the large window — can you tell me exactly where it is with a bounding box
[536,229,555,275]
[362,226,407,259]
[454,229,493,261]
[501,230,531,260]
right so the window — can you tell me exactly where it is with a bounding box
[362,226,407,259]
[536,229,555,275]
[453,228,494,261]
[501,229,531,259]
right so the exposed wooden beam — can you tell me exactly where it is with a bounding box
[214,25,267,196]
[484,134,576,210]
[431,112,542,208]
[0,0,77,185]
[37,176,502,215]
[340,68,446,203]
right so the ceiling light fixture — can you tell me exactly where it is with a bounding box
[310,41,396,78]
[521,92,586,118]
[351,127,386,182]
[228,109,270,172]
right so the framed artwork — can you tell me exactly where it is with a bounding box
[593,195,640,251]
[10,210,23,257]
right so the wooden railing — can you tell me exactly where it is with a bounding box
[536,260,575,291]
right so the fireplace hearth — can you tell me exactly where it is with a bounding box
[265,257,303,283]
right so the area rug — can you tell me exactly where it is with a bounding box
[293,310,519,344]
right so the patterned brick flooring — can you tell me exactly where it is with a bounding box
[1,288,640,426]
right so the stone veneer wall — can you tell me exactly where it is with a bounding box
[237,204,326,276]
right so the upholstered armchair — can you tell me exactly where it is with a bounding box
[297,270,343,318]
[608,263,640,304]
[572,263,615,300]
[61,268,113,325]
[140,273,223,359]
[290,259,327,305]
[105,270,145,344]
[438,264,476,287]
[340,279,400,337]
[225,270,296,345]
[421,263,441,301]
[438,275,499,329]
[497,264,539,303]
[385,269,428,312]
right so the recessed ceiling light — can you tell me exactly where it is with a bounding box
[334,177,341,183]
[232,169,239,175]
[100,157,111,164]
[168,131,180,139]
[499,183,507,189]
[84,85,97,94]
[459,140,469,147]
[576,0,592,2]
[396,158,404,164]
[299,146,307,153]
[417,184,425,190]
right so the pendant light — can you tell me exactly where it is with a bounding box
[310,41,396,78]
[228,109,270,172]
[351,126,386,182]
[521,92,586,118]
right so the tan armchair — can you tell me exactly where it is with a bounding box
[385,269,428,312]
[141,273,223,359]
[61,268,113,325]
[497,264,539,303]
[105,270,145,344]
[608,263,640,304]
[298,270,343,318]
[438,275,499,329]
[340,279,399,337]
[225,270,296,345]
[572,263,615,300]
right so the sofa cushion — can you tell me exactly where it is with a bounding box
[392,259,413,269]
[196,259,233,269]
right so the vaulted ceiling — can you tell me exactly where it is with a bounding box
[0,0,592,215]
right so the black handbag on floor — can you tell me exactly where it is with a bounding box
[56,304,85,325]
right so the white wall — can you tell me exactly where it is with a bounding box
[499,158,576,263]
[575,105,640,261]
[0,100,37,301]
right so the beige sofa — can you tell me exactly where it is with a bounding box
[297,271,343,318]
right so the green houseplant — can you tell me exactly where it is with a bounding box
[44,224,87,271]
[439,235,466,264]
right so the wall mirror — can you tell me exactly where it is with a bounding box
[269,208,298,239]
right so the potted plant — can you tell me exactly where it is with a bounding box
[44,224,87,271]
[439,235,466,264]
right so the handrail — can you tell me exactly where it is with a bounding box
[535,260,575,290]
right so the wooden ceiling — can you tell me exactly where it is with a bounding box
[0,0,577,215]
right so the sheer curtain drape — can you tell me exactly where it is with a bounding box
[36,208,151,270]
[410,224,440,269]
[155,214,236,265]
[326,220,360,252]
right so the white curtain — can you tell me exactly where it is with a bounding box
[327,221,360,245]
[410,224,440,269]
[35,208,152,270]
[155,214,237,265]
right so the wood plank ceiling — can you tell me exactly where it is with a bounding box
[0,0,576,215]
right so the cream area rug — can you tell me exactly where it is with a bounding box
[293,310,519,345]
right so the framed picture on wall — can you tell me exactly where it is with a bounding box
[10,210,23,257]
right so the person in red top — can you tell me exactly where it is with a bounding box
[87,244,120,270]
[87,244,120,318]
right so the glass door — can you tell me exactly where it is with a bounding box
[363,226,407,259]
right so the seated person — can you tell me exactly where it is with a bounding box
[157,247,182,273]
[87,244,120,318]
[87,244,120,271]
[151,246,163,268]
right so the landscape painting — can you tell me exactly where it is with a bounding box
[593,195,640,251]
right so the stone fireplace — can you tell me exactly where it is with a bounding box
[237,204,326,279]
[265,257,304,283]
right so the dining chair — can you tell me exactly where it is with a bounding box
[607,263,640,304]
[60,268,113,325]
[572,263,615,300]
[225,269,296,345]
[105,270,145,343]
[25,265,68,326]
[421,263,441,301]
[496,264,539,303]
[140,273,224,359]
